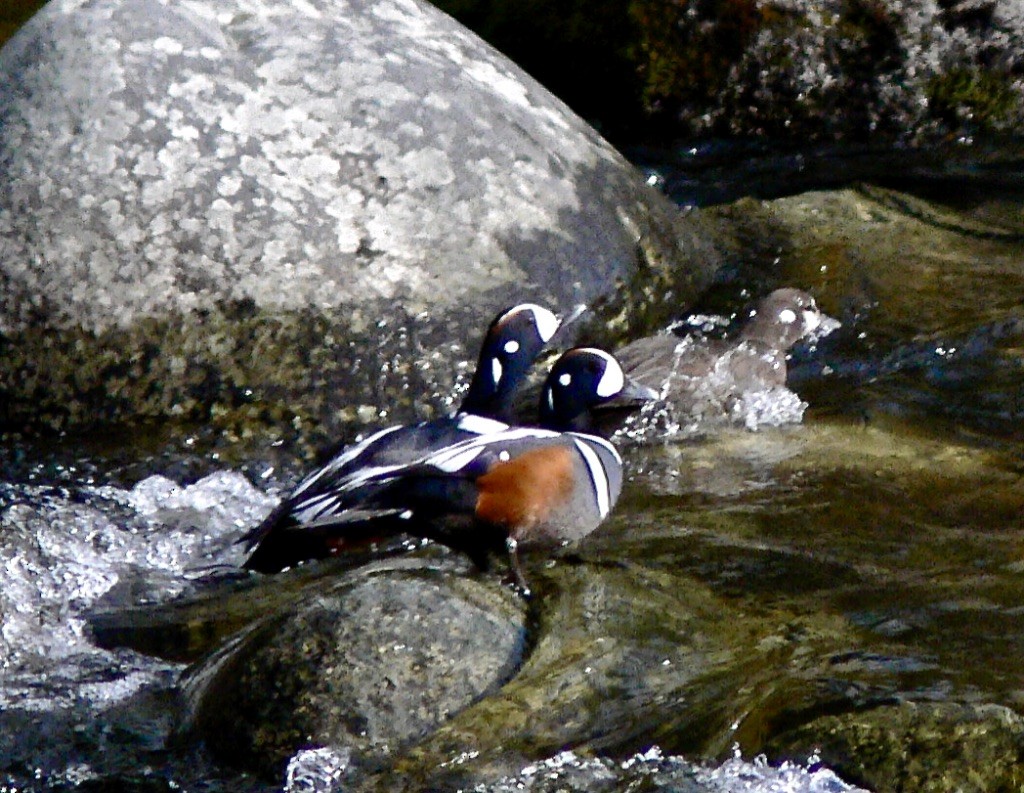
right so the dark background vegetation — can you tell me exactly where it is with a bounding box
[0,0,42,45]
[3,1,1024,151]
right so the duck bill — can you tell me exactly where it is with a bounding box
[807,312,842,344]
[609,376,660,408]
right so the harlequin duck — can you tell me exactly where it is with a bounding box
[611,288,838,430]
[241,303,559,573]
[241,348,650,587]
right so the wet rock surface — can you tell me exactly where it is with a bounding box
[769,702,1024,793]
[181,558,527,779]
[1,143,1023,790]
[0,0,718,438]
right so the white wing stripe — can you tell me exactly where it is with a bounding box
[331,463,409,491]
[433,446,485,473]
[292,425,403,496]
[294,494,339,523]
[423,427,561,468]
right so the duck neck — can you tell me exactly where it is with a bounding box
[461,376,508,420]
[540,404,593,433]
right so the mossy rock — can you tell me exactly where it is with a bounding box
[181,562,527,779]
[768,701,1024,793]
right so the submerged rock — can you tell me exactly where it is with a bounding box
[181,559,527,779]
[768,701,1024,793]
[0,0,719,440]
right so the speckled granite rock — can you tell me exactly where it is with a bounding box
[0,0,720,438]
[768,701,1024,793]
[180,561,527,779]
[431,0,1024,146]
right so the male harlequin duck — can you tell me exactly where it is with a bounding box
[611,288,838,429]
[241,348,651,588]
[241,303,559,573]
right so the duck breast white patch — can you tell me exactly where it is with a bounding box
[456,414,509,434]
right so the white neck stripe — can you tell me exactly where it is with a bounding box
[573,438,611,517]
[567,431,621,464]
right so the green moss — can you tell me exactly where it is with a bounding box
[628,0,770,111]
[0,303,448,455]
[929,68,1022,131]
[770,703,1024,793]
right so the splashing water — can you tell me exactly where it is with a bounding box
[461,745,866,792]
[0,470,277,788]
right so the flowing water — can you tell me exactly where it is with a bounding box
[2,145,1024,791]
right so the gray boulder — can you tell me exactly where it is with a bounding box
[0,0,719,438]
[181,559,527,779]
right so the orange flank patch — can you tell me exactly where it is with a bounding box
[474,446,575,532]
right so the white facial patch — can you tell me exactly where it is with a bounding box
[526,304,560,342]
[558,373,572,387]
[504,339,520,354]
[568,348,624,398]
[778,308,797,324]
[802,309,821,332]
[491,357,503,385]
[594,358,624,397]
[499,304,560,343]
[498,450,511,462]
